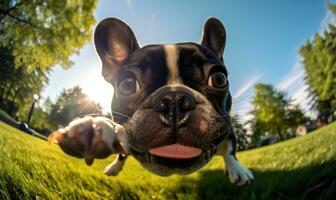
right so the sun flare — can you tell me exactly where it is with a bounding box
[79,71,114,113]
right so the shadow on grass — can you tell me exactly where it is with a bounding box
[0,172,35,200]
[176,160,336,200]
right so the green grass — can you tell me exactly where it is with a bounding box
[0,121,336,200]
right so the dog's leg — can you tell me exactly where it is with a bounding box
[218,130,254,185]
[104,154,128,176]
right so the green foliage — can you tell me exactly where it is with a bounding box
[0,0,97,119]
[249,118,267,146]
[23,88,103,135]
[48,86,102,128]
[250,83,307,141]
[231,114,251,150]
[0,0,97,71]
[287,105,310,129]
[299,3,336,113]
[0,47,48,118]
[1,120,336,199]
[251,83,287,140]
[29,100,53,135]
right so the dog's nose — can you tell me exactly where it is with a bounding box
[154,91,196,126]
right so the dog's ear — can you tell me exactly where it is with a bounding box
[201,17,226,61]
[94,18,139,82]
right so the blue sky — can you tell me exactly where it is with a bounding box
[43,0,336,119]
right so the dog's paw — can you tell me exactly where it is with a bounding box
[226,161,254,186]
[104,160,124,176]
[48,116,128,166]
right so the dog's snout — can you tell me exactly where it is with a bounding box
[153,91,196,126]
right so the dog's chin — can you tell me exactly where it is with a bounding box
[129,144,217,176]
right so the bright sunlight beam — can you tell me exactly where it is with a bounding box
[78,68,114,113]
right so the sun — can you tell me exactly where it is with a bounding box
[79,72,114,113]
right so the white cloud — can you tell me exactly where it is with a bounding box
[274,57,314,115]
[291,84,308,107]
[276,58,305,91]
[125,0,132,8]
[232,74,263,100]
[149,14,157,29]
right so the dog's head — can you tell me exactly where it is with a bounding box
[94,17,232,175]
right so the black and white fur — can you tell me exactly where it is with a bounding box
[69,17,254,185]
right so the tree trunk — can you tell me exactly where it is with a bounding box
[277,128,284,141]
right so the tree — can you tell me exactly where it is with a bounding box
[0,1,97,119]
[248,118,267,147]
[287,105,309,129]
[29,105,53,135]
[231,114,251,150]
[48,86,102,128]
[0,46,48,118]
[0,0,97,71]
[299,3,336,116]
[250,83,307,141]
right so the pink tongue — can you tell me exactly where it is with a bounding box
[149,144,202,160]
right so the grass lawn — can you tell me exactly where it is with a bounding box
[0,120,335,200]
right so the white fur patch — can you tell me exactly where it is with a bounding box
[104,156,126,176]
[164,45,182,85]
[222,141,254,185]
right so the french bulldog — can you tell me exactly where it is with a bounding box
[49,17,254,185]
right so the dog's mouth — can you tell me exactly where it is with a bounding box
[149,143,202,160]
[129,143,217,171]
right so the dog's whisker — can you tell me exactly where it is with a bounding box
[111,111,131,119]
[75,113,110,119]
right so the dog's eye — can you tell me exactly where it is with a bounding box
[208,72,227,88]
[118,78,139,95]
